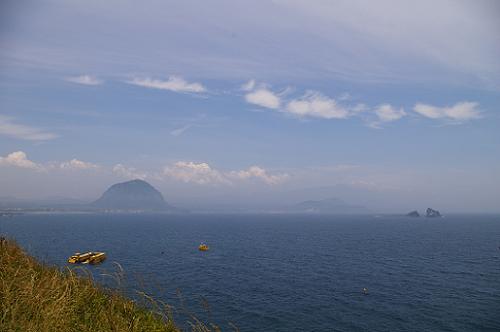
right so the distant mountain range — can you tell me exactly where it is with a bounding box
[91,179,173,211]
[1,181,443,215]
[285,198,370,214]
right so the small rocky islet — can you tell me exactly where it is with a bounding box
[406,208,442,218]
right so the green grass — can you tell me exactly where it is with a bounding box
[0,237,223,332]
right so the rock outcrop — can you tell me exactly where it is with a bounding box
[426,208,442,218]
[407,210,420,217]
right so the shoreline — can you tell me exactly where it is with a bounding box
[0,237,219,332]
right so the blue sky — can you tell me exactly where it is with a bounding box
[1,0,499,212]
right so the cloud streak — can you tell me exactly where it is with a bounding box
[170,125,192,137]
[164,161,229,185]
[285,91,349,119]
[0,116,57,141]
[66,75,103,85]
[0,151,101,173]
[245,88,281,109]
[413,102,481,121]
[128,76,206,93]
[59,159,99,170]
[242,81,483,128]
[113,164,147,180]
[228,166,288,185]
[368,104,407,128]
[164,161,288,185]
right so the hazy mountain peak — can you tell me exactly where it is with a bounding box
[288,197,370,214]
[92,179,172,211]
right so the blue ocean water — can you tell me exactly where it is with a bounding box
[1,213,499,331]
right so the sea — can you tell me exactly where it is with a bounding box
[1,213,499,332]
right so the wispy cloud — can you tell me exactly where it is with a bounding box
[0,151,43,170]
[170,125,192,137]
[112,164,147,180]
[228,166,288,185]
[164,161,288,185]
[374,104,406,122]
[413,102,481,121]
[285,91,349,119]
[241,79,256,92]
[245,88,281,109]
[0,116,57,141]
[242,82,358,120]
[66,75,103,85]
[240,80,420,128]
[59,159,99,170]
[164,161,229,185]
[0,151,101,173]
[368,104,406,128]
[128,76,206,93]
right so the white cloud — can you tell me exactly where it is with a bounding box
[0,152,100,172]
[367,104,406,128]
[59,159,98,170]
[128,76,206,93]
[285,91,349,119]
[164,161,288,185]
[66,75,102,85]
[113,164,147,180]
[374,104,406,122]
[413,102,481,121]
[0,116,57,141]
[0,151,42,170]
[245,88,281,109]
[164,161,228,185]
[229,166,288,185]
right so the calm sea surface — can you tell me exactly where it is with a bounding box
[1,213,499,331]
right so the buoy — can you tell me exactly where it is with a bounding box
[362,287,369,295]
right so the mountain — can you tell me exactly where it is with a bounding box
[286,198,370,214]
[91,179,173,211]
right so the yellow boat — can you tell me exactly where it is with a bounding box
[198,243,209,251]
[68,252,106,264]
[68,252,93,264]
[82,252,106,265]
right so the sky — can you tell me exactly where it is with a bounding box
[0,0,499,212]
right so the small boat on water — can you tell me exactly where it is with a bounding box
[68,252,106,264]
[68,252,92,264]
[198,243,209,251]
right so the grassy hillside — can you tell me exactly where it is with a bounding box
[0,237,218,332]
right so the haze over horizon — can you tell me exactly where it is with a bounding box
[1,0,499,213]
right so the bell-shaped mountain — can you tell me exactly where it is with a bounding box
[91,179,172,211]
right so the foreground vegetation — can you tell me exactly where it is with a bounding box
[0,237,221,332]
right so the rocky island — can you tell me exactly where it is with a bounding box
[406,210,420,217]
[426,208,442,218]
